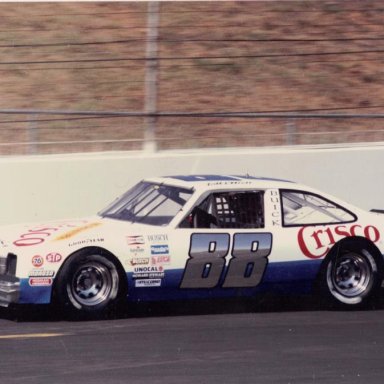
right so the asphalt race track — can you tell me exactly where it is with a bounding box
[1,296,384,384]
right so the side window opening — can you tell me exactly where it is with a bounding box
[181,191,265,229]
[281,190,356,226]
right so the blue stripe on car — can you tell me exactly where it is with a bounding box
[169,175,295,183]
[17,259,322,304]
[19,279,52,304]
[126,259,323,302]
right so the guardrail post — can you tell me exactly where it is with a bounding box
[28,114,38,155]
[286,119,296,145]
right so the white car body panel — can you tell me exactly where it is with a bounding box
[0,174,383,308]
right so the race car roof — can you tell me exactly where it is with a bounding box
[140,175,363,214]
[144,174,296,191]
[168,175,294,183]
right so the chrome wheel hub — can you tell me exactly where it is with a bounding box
[71,262,113,307]
[328,252,372,299]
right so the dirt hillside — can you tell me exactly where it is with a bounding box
[0,1,383,154]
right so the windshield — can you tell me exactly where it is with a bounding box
[99,181,193,226]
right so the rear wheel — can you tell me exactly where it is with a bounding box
[55,250,126,318]
[319,245,382,309]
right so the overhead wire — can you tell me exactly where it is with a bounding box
[1,36,384,48]
[0,49,384,67]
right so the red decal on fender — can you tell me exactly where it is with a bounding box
[298,227,328,259]
[298,224,381,259]
[13,220,89,247]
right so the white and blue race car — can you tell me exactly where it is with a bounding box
[0,174,383,317]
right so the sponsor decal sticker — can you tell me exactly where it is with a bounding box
[68,238,104,247]
[135,279,162,288]
[298,224,381,259]
[46,253,62,263]
[129,245,145,256]
[133,266,164,273]
[127,235,145,246]
[133,265,164,279]
[29,270,55,278]
[150,245,169,255]
[29,277,53,286]
[32,255,44,268]
[151,255,171,265]
[147,234,168,242]
[130,257,150,266]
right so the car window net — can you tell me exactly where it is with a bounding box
[189,191,264,229]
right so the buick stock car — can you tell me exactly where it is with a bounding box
[0,174,384,317]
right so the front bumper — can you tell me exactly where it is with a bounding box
[0,253,19,307]
[0,275,20,307]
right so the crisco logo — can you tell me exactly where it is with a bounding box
[298,224,380,259]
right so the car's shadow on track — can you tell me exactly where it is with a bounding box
[3,288,384,322]
[0,297,303,322]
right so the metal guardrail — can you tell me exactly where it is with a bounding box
[2,109,384,118]
[0,109,384,154]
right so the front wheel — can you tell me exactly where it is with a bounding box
[320,247,382,309]
[54,251,125,318]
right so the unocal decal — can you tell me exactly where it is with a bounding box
[298,224,381,259]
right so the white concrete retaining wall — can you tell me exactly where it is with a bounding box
[1,143,384,225]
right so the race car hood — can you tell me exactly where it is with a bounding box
[0,216,152,252]
[0,218,98,250]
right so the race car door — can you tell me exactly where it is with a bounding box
[172,189,273,297]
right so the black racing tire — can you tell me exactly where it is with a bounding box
[318,244,383,309]
[54,250,126,318]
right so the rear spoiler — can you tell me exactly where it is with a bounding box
[371,209,384,214]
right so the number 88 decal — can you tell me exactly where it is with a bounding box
[180,233,272,289]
